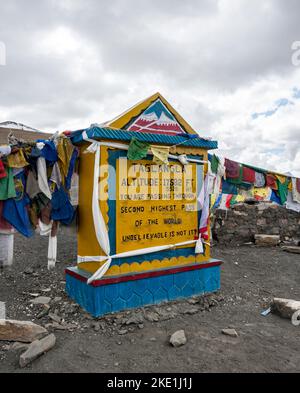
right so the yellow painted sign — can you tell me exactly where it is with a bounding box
[116,158,200,253]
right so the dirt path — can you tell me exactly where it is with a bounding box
[0,231,300,373]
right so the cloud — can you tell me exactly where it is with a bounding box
[209,79,300,176]
[0,0,299,175]
[292,87,300,98]
[252,97,295,119]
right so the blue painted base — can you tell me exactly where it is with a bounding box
[65,261,221,317]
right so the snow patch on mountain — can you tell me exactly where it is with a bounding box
[0,121,41,132]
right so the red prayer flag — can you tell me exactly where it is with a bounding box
[266,174,278,190]
[296,178,300,193]
[0,201,13,231]
[0,160,7,179]
[225,159,240,179]
[242,166,255,183]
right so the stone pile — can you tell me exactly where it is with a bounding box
[0,319,56,368]
[213,203,300,245]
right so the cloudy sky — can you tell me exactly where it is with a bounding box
[0,0,300,175]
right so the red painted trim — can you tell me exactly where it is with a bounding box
[66,269,88,284]
[65,260,222,287]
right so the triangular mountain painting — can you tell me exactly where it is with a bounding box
[107,93,196,136]
[126,98,185,135]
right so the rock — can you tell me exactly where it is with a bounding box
[31,297,51,305]
[91,322,101,332]
[24,267,34,275]
[184,307,199,315]
[188,298,199,305]
[257,218,267,226]
[11,342,30,354]
[222,329,238,338]
[255,234,280,247]
[209,298,220,307]
[45,322,77,332]
[157,310,177,321]
[271,298,300,319]
[65,323,78,331]
[41,288,51,293]
[281,246,300,255]
[144,311,159,322]
[125,312,144,325]
[118,329,128,335]
[19,334,56,368]
[36,305,50,319]
[170,330,187,348]
[48,313,61,324]
[233,211,248,217]
[45,322,66,331]
[64,303,78,314]
[0,320,48,343]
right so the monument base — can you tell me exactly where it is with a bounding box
[65,259,222,317]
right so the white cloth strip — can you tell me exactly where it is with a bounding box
[85,240,197,284]
[48,235,57,270]
[78,240,197,264]
[195,235,204,254]
[92,143,110,256]
[198,162,211,237]
[37,157,52,200]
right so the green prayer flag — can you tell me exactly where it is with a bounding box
[230,195,239,207]
[127,138,150,160]
[210,155,220,174]
[277,178,289,205]
[0,167,17,201]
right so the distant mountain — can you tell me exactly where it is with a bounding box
[0,122,52,144]
[0,121,41,132]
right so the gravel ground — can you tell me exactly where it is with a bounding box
[0,229,300,373]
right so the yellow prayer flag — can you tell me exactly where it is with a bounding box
[7,149,29,168]
[253,187,271,200]
[275,174,286,184]
[151,146,170,165]
[235,194,246,203]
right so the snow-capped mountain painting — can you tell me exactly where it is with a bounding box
[126,99,186,135]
